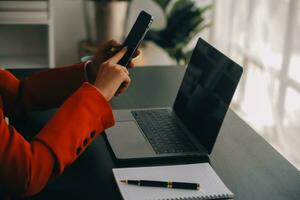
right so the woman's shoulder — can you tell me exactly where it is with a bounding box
[0,68,12,85]
[0,68,19,95]
[0,67,11,78]
[0,67,17,81]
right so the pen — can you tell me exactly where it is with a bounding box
[120,180,200,190]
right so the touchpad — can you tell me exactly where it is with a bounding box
[106,121,156,159]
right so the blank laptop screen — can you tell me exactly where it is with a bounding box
[173,38,243,153]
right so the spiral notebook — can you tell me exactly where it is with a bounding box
[113,163,234,200]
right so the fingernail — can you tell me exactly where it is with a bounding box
[110,47,116,52]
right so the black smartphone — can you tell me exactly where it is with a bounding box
[118,10,153,68]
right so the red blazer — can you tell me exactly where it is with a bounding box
[0,64,115,198]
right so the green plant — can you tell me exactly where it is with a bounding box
[147,0,212,65]
[94,0,132,2]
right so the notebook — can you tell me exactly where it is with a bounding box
[112,163,234,200]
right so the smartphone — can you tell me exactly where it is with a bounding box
[118,10,153,68]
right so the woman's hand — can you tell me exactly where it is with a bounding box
[87,40,141,83]
[94,47,131,101]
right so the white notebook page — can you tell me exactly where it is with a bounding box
[113,163,233,200]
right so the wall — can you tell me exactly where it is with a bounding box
[52,0,86,67]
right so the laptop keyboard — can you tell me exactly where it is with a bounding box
[131,109,197,154]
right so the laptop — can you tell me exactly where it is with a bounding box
[106,38,243,160]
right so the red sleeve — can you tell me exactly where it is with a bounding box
[16,63,86,113]
[0,69,20,115]
[0,63,86,115]
[0,84,115,197]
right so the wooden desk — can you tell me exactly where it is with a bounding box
[10,67,300,200]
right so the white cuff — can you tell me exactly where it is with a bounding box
[83,60,93,82]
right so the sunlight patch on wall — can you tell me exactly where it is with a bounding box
[288,54,300,84]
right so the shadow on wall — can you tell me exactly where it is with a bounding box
[213,0,300,170]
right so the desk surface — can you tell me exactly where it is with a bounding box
[10,67,300,200]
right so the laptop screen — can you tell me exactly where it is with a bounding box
[173,38,243,154]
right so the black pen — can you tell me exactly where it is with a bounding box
[120,179,200,190]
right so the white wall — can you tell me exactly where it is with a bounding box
[52,0,86,67]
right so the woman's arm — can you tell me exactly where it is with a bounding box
[0,46,132,197]
[16,63,86,113]
[0,83,114,197]
[0,63,86,115]
[1,40,139,115]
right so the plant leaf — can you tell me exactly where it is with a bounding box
[148,0,213,64]
[152,0,171,11]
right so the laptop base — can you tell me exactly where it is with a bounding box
[105,109,208,161]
